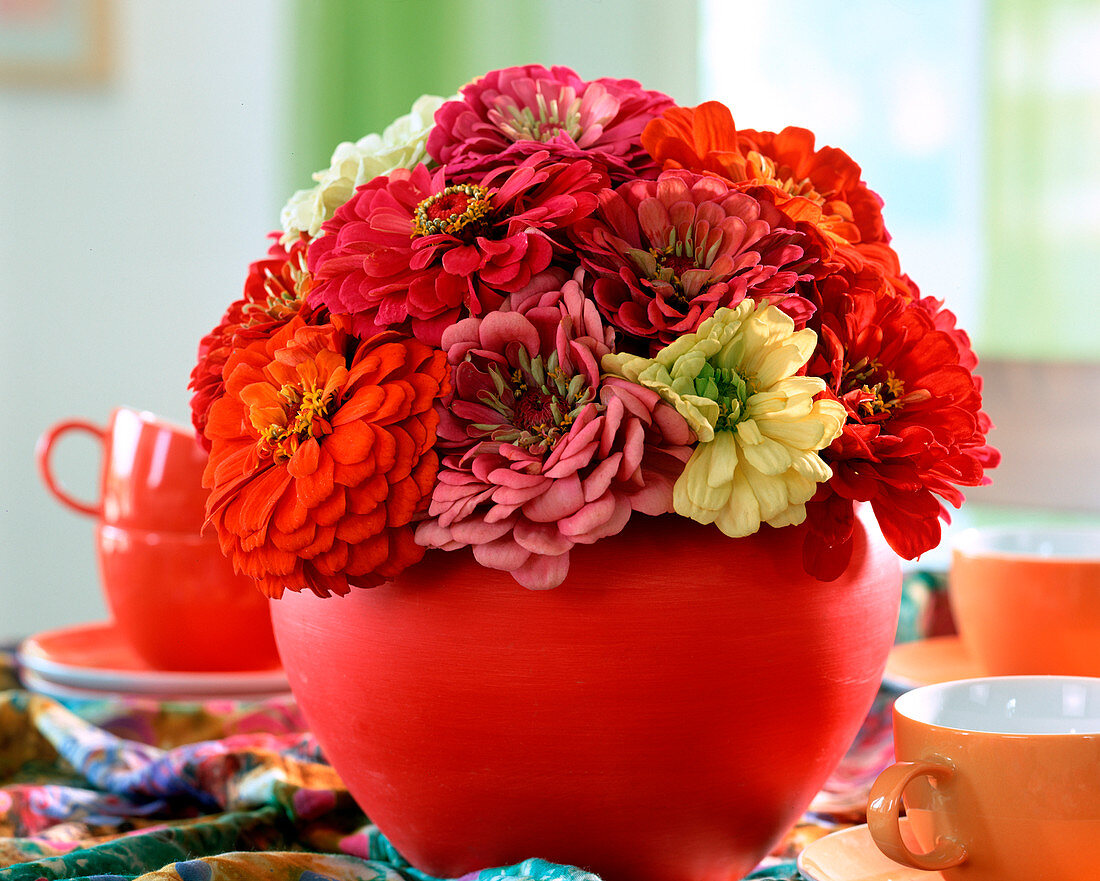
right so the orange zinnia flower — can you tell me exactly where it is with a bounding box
[202,315,449,598]
[641,101,889,249]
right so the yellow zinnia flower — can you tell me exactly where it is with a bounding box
[602,301,846,538]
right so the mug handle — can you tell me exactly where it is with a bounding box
[867,761,968,871]
[35,419,106,517]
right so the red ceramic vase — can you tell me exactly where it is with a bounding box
[270,515,901,881]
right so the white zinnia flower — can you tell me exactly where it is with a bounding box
[280,93,449,243]
[602,301,846,538]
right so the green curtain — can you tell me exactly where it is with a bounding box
[283,0,700,199]
[285,0,543,192]
[982,0,1100,360]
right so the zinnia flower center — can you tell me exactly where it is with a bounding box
[747,151,825,205]
[490,89,585,143]
[412,184,494,238]
[257,383,335,460]
[652,247,697,281]
[244,251,309,327]
[635,243,705,307]
[842,357,907,420]
[695,363,752,431]
[474,349,596,453]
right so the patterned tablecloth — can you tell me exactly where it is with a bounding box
[0,572,944,881]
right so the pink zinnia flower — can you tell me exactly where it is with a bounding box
[306,154,608,346]
[426,64,674,185]
[415,272,694,589]
[571,170,831,352]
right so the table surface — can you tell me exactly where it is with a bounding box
[0,557,1018,881]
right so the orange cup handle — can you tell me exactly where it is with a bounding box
[867,760,968,871]
[35,419,106,518]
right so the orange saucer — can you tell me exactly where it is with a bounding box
[798,819,943,881]
[883,635,984,691]
[18,621,287,697]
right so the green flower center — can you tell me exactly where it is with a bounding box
[412,184,494,238]
[473,348,596,454]
[694,363,751,432]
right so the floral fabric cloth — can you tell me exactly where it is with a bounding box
[0,687,899,881]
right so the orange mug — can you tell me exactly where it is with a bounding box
[950,526,1100,675]
[37,407,209,533]
[868,675,1100,880]
[96,523,279,672]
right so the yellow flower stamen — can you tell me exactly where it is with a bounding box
[257,382,335,461]
[412,184,493,238]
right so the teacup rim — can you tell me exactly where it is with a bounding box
[96,521,218,546]
[952,525,1100,563]
[112,405,194,437]
[894,674,1100,736]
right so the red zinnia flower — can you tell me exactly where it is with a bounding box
[801,266,1000,578]
[427,64,674,184]
[203,316,450,598]
[571,169,830,351]
[306,154,608,347]
[189,234,318,448]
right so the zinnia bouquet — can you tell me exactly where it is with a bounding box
[191,64,999,597]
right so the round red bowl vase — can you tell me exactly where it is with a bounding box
[270,514,901,881]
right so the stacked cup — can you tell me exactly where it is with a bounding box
[37,406,279,672]
[949,526,1100,676]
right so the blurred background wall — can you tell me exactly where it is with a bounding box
[1,0,1097,641]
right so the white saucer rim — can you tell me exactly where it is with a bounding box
[20,667,290,703]
[17,621,287,694]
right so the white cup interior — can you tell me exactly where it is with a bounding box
[953,526,1100,562]
[895,676,1100,735]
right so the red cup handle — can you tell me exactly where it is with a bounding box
[35,419,106,517]
[867,760,968,871]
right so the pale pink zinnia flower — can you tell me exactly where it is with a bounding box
[426,64,674,185]
[571,170,831,352]
[415,272,693,589]
[306,153,608,346]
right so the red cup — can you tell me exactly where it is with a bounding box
[38,407,279,672]
[36,406,208,532]
[95,523,279,672]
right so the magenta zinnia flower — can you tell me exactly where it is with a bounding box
[415,272,694,589]
[306,154,608,346]
[426,64,674,185]
[571,170,831,352]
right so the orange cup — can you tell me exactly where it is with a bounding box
[868,675,1100,880]
[950,526,1100,675]
[95,523,279,672]
[37,406,209,532]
